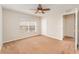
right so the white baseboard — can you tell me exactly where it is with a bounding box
[42,34,63,40]
[4,34,62,43]
[0,46,2,52]
[3,34,41,43]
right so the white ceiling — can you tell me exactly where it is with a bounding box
[1,4,79,17]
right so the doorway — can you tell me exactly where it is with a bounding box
[63,14,75,40]
[63,13,75,53]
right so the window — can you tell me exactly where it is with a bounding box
[20,21,36,32]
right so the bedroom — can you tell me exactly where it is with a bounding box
[0,4,79,54]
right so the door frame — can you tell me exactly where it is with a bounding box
[62,8,78,52]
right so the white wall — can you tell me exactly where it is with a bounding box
[41,18,47,35]
[0,6,2,50]
[3,9,41,43]
[63,14,75,38]
[41,13,63,40]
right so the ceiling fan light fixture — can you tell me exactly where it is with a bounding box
[31,4,50,14]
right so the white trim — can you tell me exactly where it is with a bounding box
[0,6,2,52]
[0,46,2,52]
[62,8,78,52]
[3,34,40,43]
[75,8,78,52]
[42,34,62,40]
[62,8,76,39]
[62,11,75,15]
[62,8,76,15]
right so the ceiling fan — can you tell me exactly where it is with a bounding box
[31,4,50,14]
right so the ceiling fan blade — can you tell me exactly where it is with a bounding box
[30,9,37,10]
[43,8,50,11]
